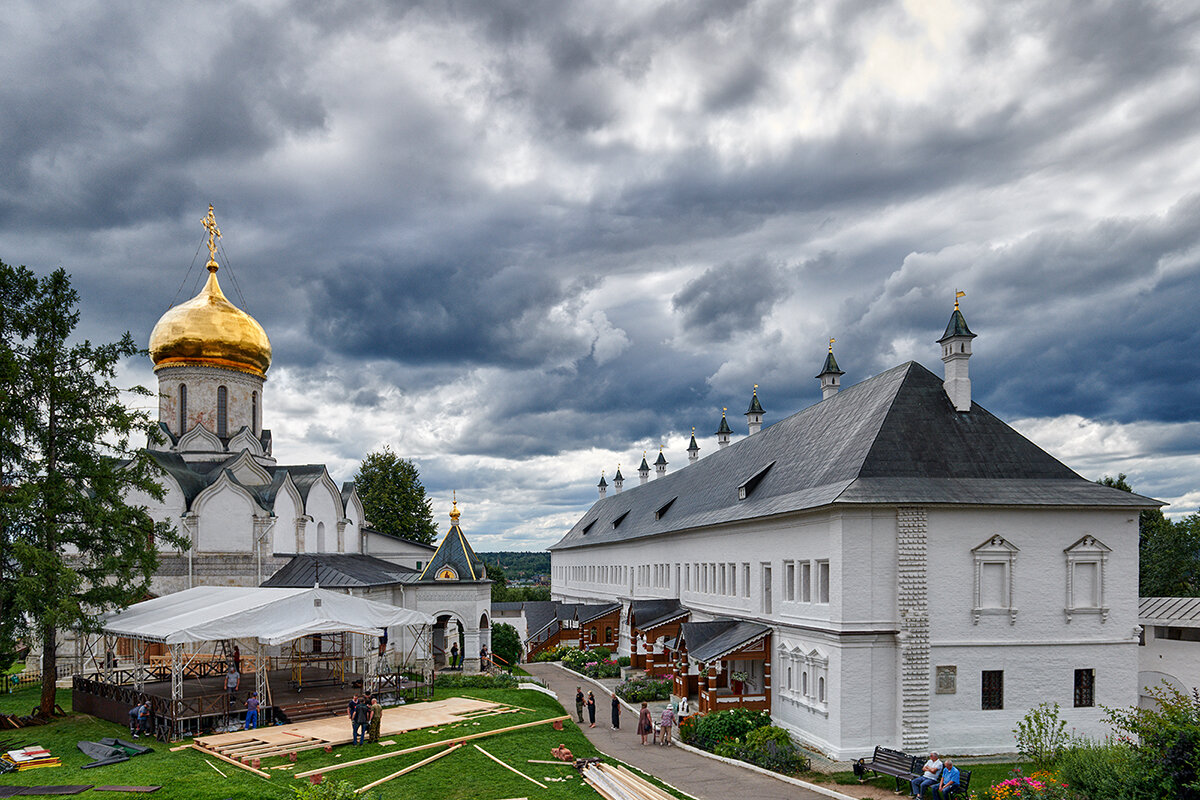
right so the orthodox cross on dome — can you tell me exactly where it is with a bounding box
[201,204,222,271]
[450,489,461,524]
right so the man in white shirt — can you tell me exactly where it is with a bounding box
[911,751,942,798]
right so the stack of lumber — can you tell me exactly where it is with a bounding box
[582,763,676,800]
[2,745,62,770]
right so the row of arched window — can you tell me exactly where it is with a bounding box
[178,383,257,438]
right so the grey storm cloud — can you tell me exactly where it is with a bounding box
[3,0,1200,545]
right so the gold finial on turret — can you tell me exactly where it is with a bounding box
[753,384,758,395]
[829,337,836,352]
[450,490,461,524]
[955,289,966,310]
[722,407,727,417]
[201,204,222,272]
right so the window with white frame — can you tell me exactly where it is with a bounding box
[817,560,830,604]
[800,561,811,602]
[729,563,737,596]
[971,535,1019,625]
[779,643,829,712]
[1064,535,1111,623]
[785,561,796,601]
[742,563,751,597]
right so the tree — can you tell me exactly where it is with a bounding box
[353,446,437,544]
[1099,474,1200,597]
[491,622,521,668]
[488,562,508,602]
[1,262,185,715]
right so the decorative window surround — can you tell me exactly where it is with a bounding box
[1064,535,1111,623]
[778,642,829,716]
[971,535,1020,625]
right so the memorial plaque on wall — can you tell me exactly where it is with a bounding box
[936,665,957,694]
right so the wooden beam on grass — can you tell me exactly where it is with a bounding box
[355,743,462,794]
[189,744,271,778]
[293,715,570,779]
[473,745,546,789]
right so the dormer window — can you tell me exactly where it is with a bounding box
[737,461,775,501]
[655,497,677,520]
[581,520,595,535]
[612,511,630,529]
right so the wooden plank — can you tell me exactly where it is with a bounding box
[473,744,546,789]
[190,744,271,778]
[354,744,462,794]
[293,715,571,779]
[611,764,677,800]
[527,759,574,764]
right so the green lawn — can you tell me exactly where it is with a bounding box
[0,685,686,800]
[0,683,70,716]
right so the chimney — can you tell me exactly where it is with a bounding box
[938,291,976,412]
[638,452,650,485]
[654,446,668,478]
[745,385,765,434]
[613,465,624,493]
[716,408,732,449]
[816,338,845,400]
[597,471,607,498]
[687,428,700,463]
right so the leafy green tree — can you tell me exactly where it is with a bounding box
[1,262,185,715]
[490,622,521,667]
[487,562,509,602]
[353,447,438,545]
[1100,474,1200,596]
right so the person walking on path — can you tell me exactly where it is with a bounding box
[586,691,597,727]
[575,687,585,723]
[352,694,372,745]
[368,694,383,743]
[244,692,259,730]
[450,641,460,670]
[659,705,676,746]
[611,692,621,730]
[637,702,653,745]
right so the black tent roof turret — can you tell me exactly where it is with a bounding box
[817,337,846,400]
[939,292,976,343]
[418,493,487,582]
[638,452,651,485]
[614,465,625,482]
[716,407,732,448]
[746,387,764,416]
[598,472,608,488]
[654,448,668,467]
[687,428,700,463]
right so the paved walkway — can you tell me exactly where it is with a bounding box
[524,662,842,800]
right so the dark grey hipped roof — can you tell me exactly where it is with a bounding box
[262,553,418,588]
[678,619,771,662]
[143,450,345,514]
[631,599,687,631]
[552,361,1159,551]
[419,522,487,582]
[579,603,621,624]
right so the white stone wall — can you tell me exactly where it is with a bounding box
[1138,627,1200,705]
[157,363,264,439]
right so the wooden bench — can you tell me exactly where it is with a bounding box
[855,746,920,792]
[936,768,972,798]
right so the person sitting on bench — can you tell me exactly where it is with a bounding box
[911,751,942,798]
[935,758,961,799]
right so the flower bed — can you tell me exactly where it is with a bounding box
[561,647,621,679]
[615,675,672,703]
[974,769,1071,800]
[679,709,809,775]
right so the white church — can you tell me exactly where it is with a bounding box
[100,208,492,668]
[549,301,1157,759]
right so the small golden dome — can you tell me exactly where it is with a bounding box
[149,267,272,377]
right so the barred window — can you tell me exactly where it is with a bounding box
[217,385,228,437]
[982,670,1004,710]
[179,384,188,433]
[1074,668,1095,707]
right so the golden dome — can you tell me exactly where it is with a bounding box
[149,266,272,377]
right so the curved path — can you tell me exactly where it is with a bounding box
[524,662,848,800]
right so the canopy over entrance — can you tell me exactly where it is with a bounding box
[98,586,435,645]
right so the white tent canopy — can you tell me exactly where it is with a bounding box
[98,586,435,645]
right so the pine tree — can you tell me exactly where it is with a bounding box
[1,262,186,716]
[353,446,438,544]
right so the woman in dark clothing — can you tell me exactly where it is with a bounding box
[611,692,621,730]
[586,691,597,727]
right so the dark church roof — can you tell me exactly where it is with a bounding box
[418,516,487,582]
[262,553,419,588]
[552,361,1159,551]
[142,450,345,514]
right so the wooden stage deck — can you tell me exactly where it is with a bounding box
[192,696,521,761]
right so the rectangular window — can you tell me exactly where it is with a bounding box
[684,563,690,592]
[785,561,796,601]
[743,563,751,597]
[800,562,812,602]
[980,562,1007,607]
[719,564,727,595]
[1073,562,1098,607]
[982,670,1004,710]
[762,564,773,615]
[1074,668,1095,707]
[817,560,830,604]
[729,564,737,596]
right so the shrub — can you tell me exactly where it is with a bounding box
[561,648,620,679]
[712,724,809,774]
[617,656,630,667]
[1057,738,1140,800]
[1014,702,1070,769]
[589,646,612,661]
[491,622,522,667]
[616,675,672,703]
[290,779,374,799]
[679,708,771,751]
[531,645,570,662]
[433,672,519,689]
[1104,684,1200,800]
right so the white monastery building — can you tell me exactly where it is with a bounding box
[549,301,1158,759]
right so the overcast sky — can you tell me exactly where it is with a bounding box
[4,1,1200,549]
